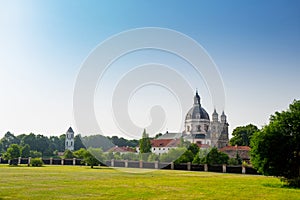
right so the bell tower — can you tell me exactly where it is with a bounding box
[65,127,74,151]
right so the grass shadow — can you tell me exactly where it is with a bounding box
[262,183,284,189]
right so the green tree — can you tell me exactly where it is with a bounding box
[36,134,51,156]
[147,153,159,162]
[74,135,85,150]
[121,152,139,161]
[160,148,186,162]
[105,151,114,160]
[139,129,151,153]
[21,133,37,151]
[0,132,19,151]
[205,147,229,165]
[30,150,42,158]
[192,148,210,164]
[251,100,300,187]
[21,144,31,158]
[188,143,199,156]
[230,124,259,146]
[58,134,66,152]
[175,150,194,164]
[83,148,102,168]
[3,144,21,165]
[73,148,87,159]
[63,149,74,159]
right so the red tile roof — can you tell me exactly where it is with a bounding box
[219,146,251,151]
[219,146,251,160]
[150,139,180,147]
[107,146,136,153]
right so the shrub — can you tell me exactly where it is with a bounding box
[30,158,44,167]
[283,177,300,188]
[228,158,239,165]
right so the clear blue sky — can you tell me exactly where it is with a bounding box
[0,0,299,138]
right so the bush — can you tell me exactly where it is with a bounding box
[283,177,300,188]
[30,158,44,167]
[228,158,239,165]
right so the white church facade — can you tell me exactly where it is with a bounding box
[157,91,229,149]
[183,91,229,148]
[65,127,75,151]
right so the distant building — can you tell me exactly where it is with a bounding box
[183,90,229,148]
[107,146,136,154]
[155,91,229,149]
[219,145,251,162]
[136,139,180,155]
[65,127,74,151]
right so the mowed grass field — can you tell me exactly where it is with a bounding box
[0,165,299,200]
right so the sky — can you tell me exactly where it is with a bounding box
[0,0,299,139]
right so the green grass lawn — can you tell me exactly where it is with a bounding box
[0,165,299,200]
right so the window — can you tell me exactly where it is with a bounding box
[187,126,190,132]
[159,148,161,150]
[197,125,201,131]
[153,148,155,150]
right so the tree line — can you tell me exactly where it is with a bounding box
[0,132,139,158]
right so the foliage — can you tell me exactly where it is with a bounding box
[73,148,87,159]
[139,129,151,153]
[175,150,194,164]
[0,132,19,151]
[173,143,199,164]
[74,135,85,150]
[105,151,114,160]
[160,148,186,162]
[154,133,162,139]
[205,147,229,165]
[188,143,199,156]
[3,144,21,163]
[30,158,44,167]
[235,151,242,165]
[228,158,239,165]
[80,135,113,151]
[108,136,139,148]
[113,152,122,160]
[147,153,159,162]
[63,150,74,159]
[192,148,210,164]
[139,152,150,161]
[230,124,259,146]
[121,152,139,161]
[251,100,300,187]
[82,148,105,168]
[21,144,31,158]
[178,137,190,148]
[30,150,42,158]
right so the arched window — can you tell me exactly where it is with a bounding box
[197,125,201,131]
[187,126,190,131]
[204,124,208,131]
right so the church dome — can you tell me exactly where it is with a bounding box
[185,91,210,120]
[185,105,210,120]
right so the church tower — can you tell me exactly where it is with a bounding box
[65,127,74,151]
[218,111,229,148]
